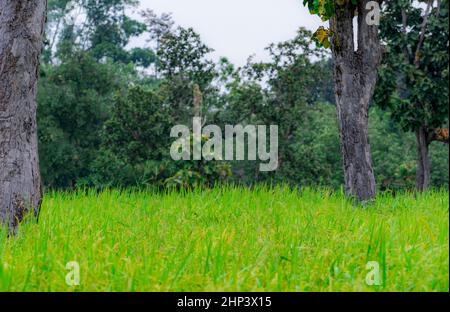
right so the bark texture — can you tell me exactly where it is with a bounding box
[330,0,382,202]
[415,127,431,192]
[0,0,46,230]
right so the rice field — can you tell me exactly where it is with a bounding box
[0,186,448,292]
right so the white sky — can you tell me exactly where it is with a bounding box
[133,0,325,66]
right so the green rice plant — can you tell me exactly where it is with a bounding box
[0,186,448,292]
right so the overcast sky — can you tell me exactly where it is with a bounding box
[133,0,325,66]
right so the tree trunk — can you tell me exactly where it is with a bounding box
[330,0,382,202]
[415,127,431,192]
[0,0,47,231]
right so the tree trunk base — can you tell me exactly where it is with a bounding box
[415,127,431,192]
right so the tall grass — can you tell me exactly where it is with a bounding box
[0,186,448,291]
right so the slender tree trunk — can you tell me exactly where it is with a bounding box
[330,0,382,202]
[0,0,47,230]
[415,127,431,192]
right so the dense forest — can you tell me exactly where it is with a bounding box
[37,0,448,191]
[0,0,448,294]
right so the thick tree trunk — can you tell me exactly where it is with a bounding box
[333,64,377,201]
[330,0,381,202]
[0,0,47,230]
[415,127,431,192]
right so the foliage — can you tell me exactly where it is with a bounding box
[373,0,449,190]
[86,86,232,189]
[45,0,155,66]
[156,27,219,126]
[302,0,339,48]
[86,86,174,187]
[164,135,233,189]
[219,29,337,186]
[303,0,335,21]
[375,0,449,133]
[36,1,448,191]
[37,52,137,188]
[158,27,217,90]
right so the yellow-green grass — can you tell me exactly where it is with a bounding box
[0,186,448,292]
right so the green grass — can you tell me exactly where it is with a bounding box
[0,186,448,292]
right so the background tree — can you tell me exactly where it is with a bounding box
[37,52,136,187]
[43,0,74,63]
[157,26,217,124]
[87,86,174,187]
[225,28,338,185]
[45,0,155,67]
[375,0,449,191]
[0,0,47,230]
[141,9,174,77]
[34,0,448,191]
[38,0,156,188]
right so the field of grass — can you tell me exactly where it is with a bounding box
[0,186,448,292]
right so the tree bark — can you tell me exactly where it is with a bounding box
[330,0,382,202]
[415,127,431,192]
[0,0,47,230]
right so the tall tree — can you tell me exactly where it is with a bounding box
[141,9,174,77]
[0,0,47,230]
[37,52,136,188]
[303,0,382,201]
[375,0,449,191]
[45,0,154,67]
[157,26,217,124]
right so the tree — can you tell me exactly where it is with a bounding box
[141,9,174,77]
[37,52,136,188]
[83,0,149,64]
[45,0,154,67]
[375,0,449,191]
[87,86,174,187]
[0,0,47,230]
[158,27,216,90]
[303,0,383,201]
[157,27,217,124]
[234,28,336,183]
[42,0,74,63]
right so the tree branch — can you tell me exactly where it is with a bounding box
[415,0,434,68]
[401,7,411,62]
